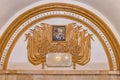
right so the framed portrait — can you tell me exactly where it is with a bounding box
[52,25,66,41]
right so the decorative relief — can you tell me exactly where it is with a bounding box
[0,11,117,70]
[25,23,93,69]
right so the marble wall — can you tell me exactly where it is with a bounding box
[0,70,119,80]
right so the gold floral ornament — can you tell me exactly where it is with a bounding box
[25,23,93,69]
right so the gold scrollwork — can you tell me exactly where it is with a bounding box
[25,23,93,69]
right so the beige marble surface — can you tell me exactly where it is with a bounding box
[0,70,119,80]
[0,70,119,74]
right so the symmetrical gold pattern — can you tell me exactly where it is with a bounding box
[0,3,119,70]
[25,23,92,69]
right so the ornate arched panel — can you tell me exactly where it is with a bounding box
[0,3,119,70]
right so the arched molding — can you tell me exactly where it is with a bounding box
[0,0,120,41]
[0,1,120,70]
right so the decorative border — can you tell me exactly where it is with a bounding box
[0,70,119,75]
[0,3,120,70]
